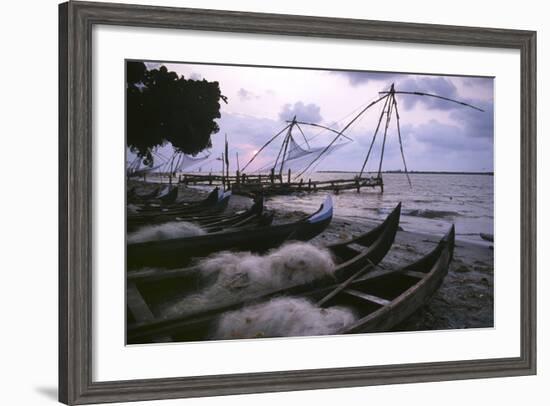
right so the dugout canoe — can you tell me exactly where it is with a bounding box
[126,202,402,343]
[331,225,454,334]
[132,187,222,213]
[127,190,231,229]
[127,195,335,270]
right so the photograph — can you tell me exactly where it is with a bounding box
[125,60,495,345]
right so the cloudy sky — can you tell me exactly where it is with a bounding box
[142,61,494,174]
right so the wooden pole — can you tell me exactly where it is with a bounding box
[221,153,225,189]
[288,168,291,184]
[225,135,230,190]
[296,94,390,179]
[377,86,396,178]
[278,116,296,179]
[242,123,291,171]
[359,90,392,178]
[391,95,412,188]
[295,122,311,148]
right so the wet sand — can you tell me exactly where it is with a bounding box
[129,182,494,331]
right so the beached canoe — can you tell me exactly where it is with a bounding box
[165,195,264,228]
[331,225,454,334]
[127,190,231,228]
[132,187,222,213]
[201,209,273,233]
[126,202,402,343]
[157,185,178,204]
[127,195,335,270]
[127,185,160,203]
[129,193,262,233]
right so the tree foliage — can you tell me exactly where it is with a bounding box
[126,61,227,165]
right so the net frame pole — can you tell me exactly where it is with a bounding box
[391,93,412,187]
[377,87,395,178]
[358,92,392,178]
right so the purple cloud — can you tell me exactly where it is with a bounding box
[335,71,405,86]
[237,88,260,101]
[279,102,322,123]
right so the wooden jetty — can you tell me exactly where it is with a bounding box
[179,168,383,195]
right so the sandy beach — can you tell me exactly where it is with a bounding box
[128,181,494,331]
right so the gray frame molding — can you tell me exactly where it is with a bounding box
[59,1,536,404]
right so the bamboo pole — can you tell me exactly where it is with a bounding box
[278,116,296,178]
[296,94,390,179]
[379,90,484,112]
[221,153,225,189]
[242,123,291,171]
[358,93,392,178]
[377,86,396,178]
[391,94,412,188]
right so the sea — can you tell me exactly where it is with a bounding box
[267,172,494,245]
[148,171,493,245]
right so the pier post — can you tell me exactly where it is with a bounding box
[270,168,275,184]
[288,168,291,184]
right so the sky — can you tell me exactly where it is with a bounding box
[140,61,494,174]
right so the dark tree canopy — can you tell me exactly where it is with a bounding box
[126,61,227,165]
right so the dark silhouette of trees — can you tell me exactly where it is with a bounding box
[126,61,227,166]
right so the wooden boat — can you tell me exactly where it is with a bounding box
[200,200,271,233]
[163,193,263,226]
[127,185,160,203]
[127,190,231,229]
[157,185,178,204]
[330,225,454,334]
[126,202,402,343]
[135,187,221,213]
[127,195,336,270]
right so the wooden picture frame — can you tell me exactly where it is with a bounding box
[59,1,536,404]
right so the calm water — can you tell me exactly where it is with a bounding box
[268,172,494,244]
[147,171,493,244]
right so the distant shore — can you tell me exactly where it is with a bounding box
[317,170,494,176]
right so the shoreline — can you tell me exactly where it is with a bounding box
[317,170,494,176]
[129,182,494,331]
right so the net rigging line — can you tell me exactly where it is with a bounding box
[249,99,377,176]
[295,93,390,179]
[296,105,371,178]
[251,129,351,175]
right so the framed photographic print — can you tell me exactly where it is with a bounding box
[59,1,536,404]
